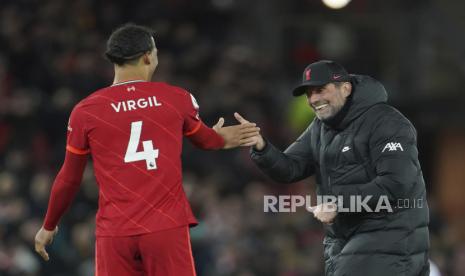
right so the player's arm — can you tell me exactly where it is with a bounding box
[43,150,88,230]
[35,149,88,261]
[35,104,89,261]
[184,120,225,149]
[185,117,260,150]
[182,92,259,150]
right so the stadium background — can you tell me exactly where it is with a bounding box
[1,0,465,275]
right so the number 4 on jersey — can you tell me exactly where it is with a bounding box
[124,121,159,170]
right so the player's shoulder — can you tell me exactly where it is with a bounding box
[68,85,115,117]
[150,82,191,97]
[73,87,108,109]
[148,82,197,108]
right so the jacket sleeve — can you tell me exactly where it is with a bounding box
[331,116,420,210]
[250,123,316,183]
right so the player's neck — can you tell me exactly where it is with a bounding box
[113,66,150,84]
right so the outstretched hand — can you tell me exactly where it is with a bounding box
[233,112,266,150]
[35,226,59,261]
[213,116,261,149]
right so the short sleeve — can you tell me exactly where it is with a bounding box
[183,93,202,136]
[66,106,90,155]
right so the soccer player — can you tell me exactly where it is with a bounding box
[34,24,260,276]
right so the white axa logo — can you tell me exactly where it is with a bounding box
[382,142,403,153]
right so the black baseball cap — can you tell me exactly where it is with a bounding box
[292,60,350,96]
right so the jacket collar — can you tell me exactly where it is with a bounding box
[322,75,388,130]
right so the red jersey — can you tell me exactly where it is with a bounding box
[65,80,213,236]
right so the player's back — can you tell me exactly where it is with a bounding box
[68,80,199,236]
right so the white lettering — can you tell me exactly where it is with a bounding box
[338,196,350,213]
[263,196,278,212]
[305,195,314,212]
[137,98,148,108]
[111,102,122,112]
[375,196,393,212]
[358,195,373,212]
[280,195,291,212]
[291,196,305,212]
[110,96,163,113]
[262,195,406,213]
[153,96,162,106]
[127,100,136,111]
[323,195,338,212]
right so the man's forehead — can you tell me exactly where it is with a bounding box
[308,83,330,91]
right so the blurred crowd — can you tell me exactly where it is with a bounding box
[1,0,465,275]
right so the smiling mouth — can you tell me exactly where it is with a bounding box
[314,104,329,111]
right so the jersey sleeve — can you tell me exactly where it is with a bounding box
[182,93,202,136]
[43,150,88,230]
[66,105,90,155]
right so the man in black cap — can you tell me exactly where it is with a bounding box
[235,60,430,275]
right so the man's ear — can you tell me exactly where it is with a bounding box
[342,82,352,98]
[142,52,151,65]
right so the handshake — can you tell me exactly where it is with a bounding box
[213,112,266,150]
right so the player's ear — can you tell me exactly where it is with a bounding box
[142,52,151,65]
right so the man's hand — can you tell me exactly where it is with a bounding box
[213,117,261,149]
[233,112,266,150]
[34,226,58,261]
[309,203,338,224]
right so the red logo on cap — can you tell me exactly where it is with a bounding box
[333,74,342,80]
[305,69,311,80]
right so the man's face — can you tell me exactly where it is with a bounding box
[306,82,351,120]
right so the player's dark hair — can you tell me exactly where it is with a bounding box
[105,23,155,66]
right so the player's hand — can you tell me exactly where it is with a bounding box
[213,117,260,149]
[34,226,58,261]
[309,203,337,224]
[233,112,266,150]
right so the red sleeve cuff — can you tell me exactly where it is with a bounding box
[186,122,225,149]
[66,145,90,155]
[184,121,202,137]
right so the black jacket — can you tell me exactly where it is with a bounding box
[251,75,430,276]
